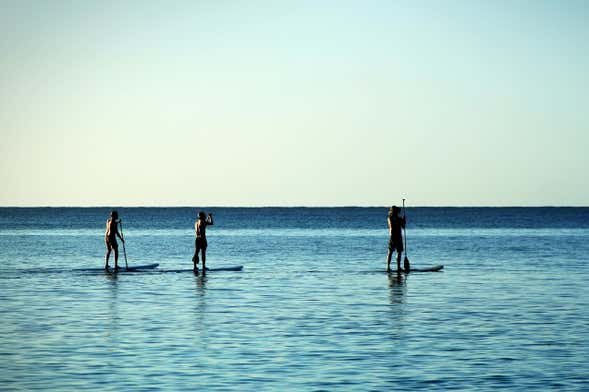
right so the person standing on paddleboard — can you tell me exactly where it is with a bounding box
[105,210,124,271]
[386,206,406,272]
[192,211,214,272]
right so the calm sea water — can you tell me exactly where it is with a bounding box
[1,207,588,391]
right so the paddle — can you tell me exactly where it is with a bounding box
[402,199,410,272]
[119,219,129,270]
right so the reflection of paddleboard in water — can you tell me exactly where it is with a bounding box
[390,265,444,273]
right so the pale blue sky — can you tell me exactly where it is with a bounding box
[1,1,588,206]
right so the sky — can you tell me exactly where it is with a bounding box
[1,0,588,207]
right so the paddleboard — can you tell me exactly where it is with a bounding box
[162,265,244,273]
[200,265,243,272]
[105,263,159,272]
[389,265,444,273]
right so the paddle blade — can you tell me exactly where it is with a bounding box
[404,256,410,272]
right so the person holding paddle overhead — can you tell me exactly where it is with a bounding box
[105,210,124,271]
[386,206,406,272]
[192,211,214,272]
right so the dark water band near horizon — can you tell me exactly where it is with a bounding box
[1,207,588,391]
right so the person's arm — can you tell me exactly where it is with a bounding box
[207,213,214,226]
[387,216,392,235]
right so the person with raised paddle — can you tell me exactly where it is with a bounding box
[386,205,406,273]
[105,210,125,271]
[192,211,214,273]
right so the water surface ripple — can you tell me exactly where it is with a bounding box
[1,207,588,391]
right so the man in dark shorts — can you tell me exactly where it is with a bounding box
[192,211,214,272]
[105,210,124,270]
[386,206,406,272]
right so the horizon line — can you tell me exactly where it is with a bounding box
[1,205,587,208]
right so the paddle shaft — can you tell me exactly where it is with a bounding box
[402,199,410,271]
[119,220,128,270]
[402,199,408,255]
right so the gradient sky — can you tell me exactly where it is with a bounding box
[1,1,588,206]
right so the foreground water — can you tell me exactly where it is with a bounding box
[1,207,588,391]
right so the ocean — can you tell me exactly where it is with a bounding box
[1,207,588,391]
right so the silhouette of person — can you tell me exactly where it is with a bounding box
[105,210,124,270]
[192,211,214,272]
[386,206,406,272]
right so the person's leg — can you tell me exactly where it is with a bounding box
[193,240,201,270]
[194,252,200,270]
[114,245,119,270]
[201,248,206,272]
[105,241,112,269]
[386,238,393,271]
[201,240,208,273]
[192,242,199,270]
[396,251,402,272]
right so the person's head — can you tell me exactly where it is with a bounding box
[198,211,206,220]
[390,206,401,216]
[111,210,119,219]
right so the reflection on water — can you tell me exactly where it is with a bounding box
[104,269,119,282]
[194,273,207,295]
[104,270,120,372]
[388,272,406,304]
[2,207,589,391]
[193,273,208,334]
